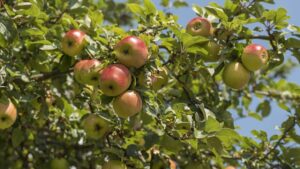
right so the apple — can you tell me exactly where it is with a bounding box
[99,64,132,96]
[225,166,236,169]
[74,59,102,86]
[241,44,269,71]
[61,30,86,57]
[203,41,221,62]
[112,90,142,118]
[50,158,69,169]
[169,160,177,169]
[82,114,110,139]
[102,160,127,169]
[222,61,251,90]
[138,67,168,90]
[186,17,213,37]
[114,36,149,68]
[0,100,17,129]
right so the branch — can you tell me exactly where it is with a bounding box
[235,35,271,41]
[30,68,73,81]
[254,89,300,101]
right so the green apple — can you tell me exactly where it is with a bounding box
[61,30,86,57]
[74,59,102,86]
[50,158,69,169]
[113,90,142,118]
[102,160,127,169]
[99,64,132,96]
[114,36,149,68]
[241,44,268,71]
[0,100,17,129]
[82,114,110,139]
[222,61,251,90]
[186,17,213,37]
[203,41,221,62]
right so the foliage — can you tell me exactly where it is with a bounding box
[0,0,300,168]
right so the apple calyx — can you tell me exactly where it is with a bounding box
[186,17,213,37]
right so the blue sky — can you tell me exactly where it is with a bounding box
[151,0,300,137]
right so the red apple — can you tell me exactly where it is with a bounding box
[241,44,269,71]
[114,36,149,68]
[222,62,251,90]
[0,100,17,129]
[113,90,142,118]
[61,30,86,57]
[225,166,236,169]
[186,17,213,37]
[74,59,102,86]
[99,64,132,96]
[102,160,127,169]
[203,41,221,62]
[82,114,110,139]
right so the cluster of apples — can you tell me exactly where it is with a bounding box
[186,17,269,90]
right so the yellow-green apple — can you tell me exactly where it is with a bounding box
[114,36,149,68]
[112,90,142,118]
[50,158,69,169]
[102,160,127,169]
[186,17,213,37]
[74,59,102,86]
[241,44,268,71]
[138,67,168,90]
[0,100,17,129]
[82,114,110,139]
[99,64,132,96]
[203,41,221,62]
[222,62,251,90]
[61,30,86,57]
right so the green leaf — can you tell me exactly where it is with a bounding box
[287,38,300,49]
[12,128,25,147]
[127,3,144,16]
[207,137,223,154]
[0,15,18,47]
[204,116,222,133]
[256,100,271,117]
[182,34,208,48]
[205,3,228,21]
[216,128,241,148]
[144,0,156,14]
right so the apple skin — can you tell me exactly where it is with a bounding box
[225,166,236,169]
[138,67,168,90]
[114,36,149,68]
[50,158,69,169]
[113,90,142,118]
[99,64,132,96]
[203,41,221,62]
[102,160,127,169]
[61,30,86,57]
[186,17,213,37]
[222,62,251,90]
[82,114,110,139]
[241,44,268,71]
[0,100,17,129]
[74,59,102,86]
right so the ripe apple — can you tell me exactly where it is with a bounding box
[186,17,213,37]
[102,160,127,169]
[0,100,17,129]
[169,160,177,169]
[99,64,132,96]
[82,114,110,139]
[241,44,269,71]
[225,166,236,169]
[74,59,102,86]
[203,41,221,62]
[114,36,149,68]
[112,90,142,118]
[50,158,69,169]
[61,30,86,57]
[222,61,251,90]
[138,67,168,90]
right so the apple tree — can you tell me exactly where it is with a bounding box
[0,0,300,168]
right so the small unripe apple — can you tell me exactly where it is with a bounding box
[61,30,86,57]
[113,90,142,118]
[102,160,127,169]
[222,62,251,90]
[74,59,102,86]
[0,100,17,129]
[99,64,132,96]
[186,17,213,37]
[50,158,69,169]
[138,67,168,90]
[203,41,221,62]
[241,44,269,71]
[82,114,110,139]
[114,36,149,68]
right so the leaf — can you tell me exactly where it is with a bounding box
[207,137,223,154]
[12,128,25,147]
[205,3,228,21]
[287,38,300,49]
[256,100,271,117]
[0,15,18,47]
[144,0,156,14]
[216,128,241,148]
[127,3,144,16]
[182,34,208,48]
[204,116,222,133]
